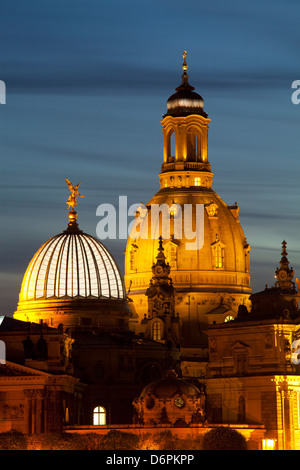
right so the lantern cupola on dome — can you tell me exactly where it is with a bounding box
[165,51,207,118]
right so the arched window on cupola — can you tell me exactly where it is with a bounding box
[166,129,175,163]
[186,126,201,162]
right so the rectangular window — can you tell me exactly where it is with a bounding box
[215,245,223,268]
[236,354,248,375]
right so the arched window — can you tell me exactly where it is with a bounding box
[152,321,162,341]
[211,236,225,269]
[165,130,175,163]
[169,131,175,160]
[65,407,70,423]
[215,245,223,268]
[130,248,137,272]
[187,127,201,161]
[93,406,106,425]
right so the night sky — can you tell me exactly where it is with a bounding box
[1,0,299,316]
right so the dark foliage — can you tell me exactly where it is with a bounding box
[202,427,247,450]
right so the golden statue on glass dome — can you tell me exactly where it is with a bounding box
[65,178,85,210]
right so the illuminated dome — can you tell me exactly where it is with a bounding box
[15,209,130,330]
[20,211,124,302]
[125,53,252,349]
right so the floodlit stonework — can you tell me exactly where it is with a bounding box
[0,54,299,451]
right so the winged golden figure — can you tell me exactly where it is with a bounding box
[65,178,85,209]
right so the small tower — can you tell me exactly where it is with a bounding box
[275,240,296,290]
[248,241,300,320]
[160,51,212,191]
[144,237,180,346]
[125,53,252,353]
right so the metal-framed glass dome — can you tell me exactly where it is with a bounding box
[20,222,125,302]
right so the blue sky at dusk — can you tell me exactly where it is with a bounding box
[0,0,299,315]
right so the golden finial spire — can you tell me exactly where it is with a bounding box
[182,51,188,74]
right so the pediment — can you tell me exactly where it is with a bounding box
[0,361,50,377]
[230,341,250,351]
[206,306,234,316]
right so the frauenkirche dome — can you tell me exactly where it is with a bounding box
[124,52,252,351]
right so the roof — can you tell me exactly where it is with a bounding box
[18,214,125,302]
[0,316,59,334]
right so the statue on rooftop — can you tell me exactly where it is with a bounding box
[65,178,85,210]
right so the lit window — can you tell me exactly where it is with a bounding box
[262,439,276,450]
[130,249,137,271]
[215,245,223,268]
[164,179,168,188]
[238,396,245,422]
[298,392,300,428]
[194,177,201,186]
[225,315,234,322]
[93,406,106,425]
[152,321,162,341]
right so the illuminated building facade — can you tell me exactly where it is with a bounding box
[0,54,300,450]
[124,53,251,362]
[205,241,300,450]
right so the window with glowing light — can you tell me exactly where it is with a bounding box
[262,439,276,450]
[152,321,162,341]
[238,396,245,422]
[225,315,234,322]
[194,177,201,186]
[215,245,224,268]
[130,248,137,272]
[93,406,106,425]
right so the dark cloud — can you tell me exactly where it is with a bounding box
[2,61,297,95]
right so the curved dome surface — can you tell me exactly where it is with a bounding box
[140,375,200,398]
[20,228,125,302]
[166,87,205,117]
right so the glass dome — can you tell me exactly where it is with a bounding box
[20,214,125,302]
